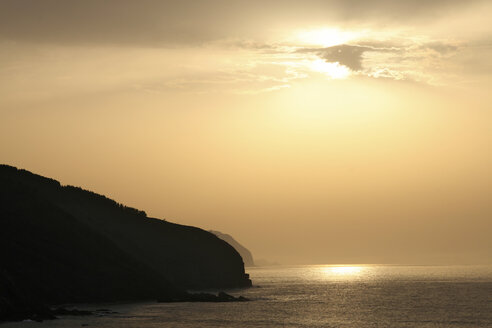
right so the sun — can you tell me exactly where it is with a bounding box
[295,28,357,47]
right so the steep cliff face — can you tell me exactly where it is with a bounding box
[0,165,251,308]
[210,230,255,267]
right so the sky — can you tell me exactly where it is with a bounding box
[1,0,491,265]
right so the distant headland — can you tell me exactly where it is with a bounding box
[210,230,255,267]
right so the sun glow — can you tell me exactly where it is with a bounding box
[295,28,357,47]
[309,59,351,79]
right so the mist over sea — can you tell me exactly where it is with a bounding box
[4,265,492,328]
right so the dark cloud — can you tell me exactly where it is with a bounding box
[303,45,372,71]
[0,0,485,46]
[299,38,461,73]
[298,44,387,71]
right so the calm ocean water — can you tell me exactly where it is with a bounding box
[4,265,492,328]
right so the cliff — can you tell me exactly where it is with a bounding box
[0,165,251,318]
[210,230,255,267]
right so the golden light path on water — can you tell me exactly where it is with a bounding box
[319,265,368,279]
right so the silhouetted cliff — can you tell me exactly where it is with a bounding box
[0,165,251,320]
[210,230,255,267]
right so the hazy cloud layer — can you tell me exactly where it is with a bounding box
[1,0,488,89]
[293,35,469,84]
[0,0,488,46]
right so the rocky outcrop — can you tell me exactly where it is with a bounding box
[158,291,249,303]
[210,230,255,267]
[0,164,251,321]
[0,271,56,322]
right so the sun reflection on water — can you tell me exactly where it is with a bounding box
[320,265,367,278]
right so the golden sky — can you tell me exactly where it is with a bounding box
[1,0,491,264]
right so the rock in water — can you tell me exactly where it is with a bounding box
[157,291,250,303]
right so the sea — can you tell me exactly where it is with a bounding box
[3,265,492,328]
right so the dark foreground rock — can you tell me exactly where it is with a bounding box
[0,301,56,323]
[51,307,93,316]
[0,299,92,323]
[0,270,54,322]
[1,300,119,323]
[0,164,252,322]
[0,165,251,316]
[0,273,95,323]
[158,291,249,303]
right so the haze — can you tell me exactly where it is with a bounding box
[1,0,491,265]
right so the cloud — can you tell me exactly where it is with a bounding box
[422,42,459,55]
[0,0,487,95]
[298,45,374,71]
[320,0,486,22]
[295,36,464,84]
[0,0,487,47]
[297,41,402,72]
[133,60,304,96]
[0,0,234,46]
